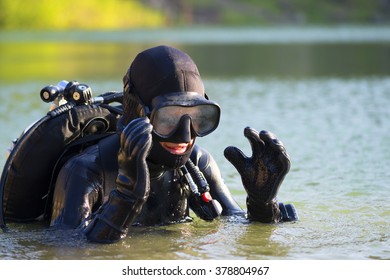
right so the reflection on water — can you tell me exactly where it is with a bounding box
[1,26,390,81]
[1,42,389,81]
[1,217,291,260]
[0,27,389,260]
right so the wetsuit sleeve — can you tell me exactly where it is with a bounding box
[50,145,104,229]
[191,145,245,216]
[83,118,152,243]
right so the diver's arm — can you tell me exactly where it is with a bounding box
[190,145,245,217]
[84,118,153,243]
[224,127,298,223]
[50,146,104,229]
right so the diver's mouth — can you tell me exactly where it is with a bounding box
[160,141,193,155]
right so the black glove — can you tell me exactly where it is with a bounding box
[224,127,295,223]
[84,117,153,243]
[116,117,152,199]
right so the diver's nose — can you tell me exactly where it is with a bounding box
[172,115,193,143]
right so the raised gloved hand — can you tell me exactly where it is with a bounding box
[116,117,153,198]
[84,117,153,243]
[224,127,297,223]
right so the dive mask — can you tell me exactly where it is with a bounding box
[146,92,221,139]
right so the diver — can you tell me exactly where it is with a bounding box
[49,45,298,243]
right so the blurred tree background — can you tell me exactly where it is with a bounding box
[0,0,389,30]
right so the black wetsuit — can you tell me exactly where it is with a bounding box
[50,133,244,229]
[46,45,297,243]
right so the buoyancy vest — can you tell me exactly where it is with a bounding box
[0,95,122,229]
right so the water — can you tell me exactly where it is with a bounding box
[0,26,389,260]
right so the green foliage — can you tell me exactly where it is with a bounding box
[214,0,382,25]
[0,0,387,30]
[0,0,165,30]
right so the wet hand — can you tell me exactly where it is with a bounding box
[224,127,290,203]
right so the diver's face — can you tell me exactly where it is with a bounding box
[146,92,220,159]
[155,111,195,155]
[144,92,220,169]
[160,139,195,155]
[148,92,221,140]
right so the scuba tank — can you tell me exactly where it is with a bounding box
[0,80,123,231]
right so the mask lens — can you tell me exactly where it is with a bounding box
[151,105,220,137]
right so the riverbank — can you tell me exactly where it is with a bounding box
[145,0,390,26]
[1,0,389,30]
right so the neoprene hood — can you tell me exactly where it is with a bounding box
[122,45,211,169]
[123,45,205,105]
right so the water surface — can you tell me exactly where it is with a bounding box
[0,26,389,260]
